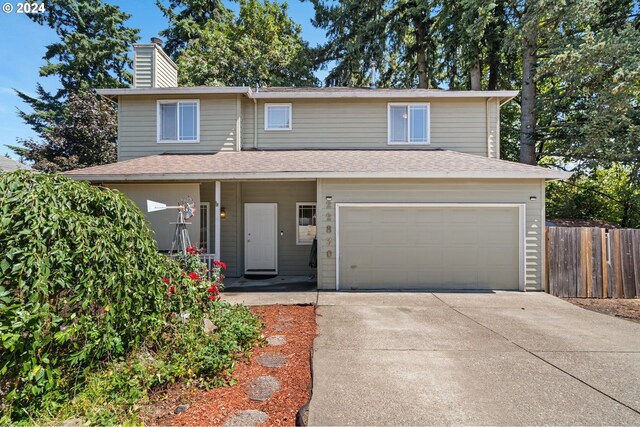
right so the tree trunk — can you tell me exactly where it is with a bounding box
[487,2,504,90]
[520,21,538,165]
[470,56,482,90]
[413,15,428,88]
[487,54,499,90]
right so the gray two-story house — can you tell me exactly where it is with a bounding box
[67,41,569,292]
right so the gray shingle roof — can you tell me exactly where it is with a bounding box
[0,157,31,172]
[65,150,570,182]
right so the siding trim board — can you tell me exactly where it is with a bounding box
[334,202,526,291]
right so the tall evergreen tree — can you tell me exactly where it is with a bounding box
[17,0,138,135]
[12,0,139,171]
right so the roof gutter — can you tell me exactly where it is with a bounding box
[65,170,572,182]
[96,86,519,100]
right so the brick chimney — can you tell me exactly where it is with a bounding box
[132,38,178,88]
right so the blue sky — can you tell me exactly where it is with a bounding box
[0,0,326,158]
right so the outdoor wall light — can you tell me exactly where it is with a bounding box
[530,196,537,201]
[220,206,227,219]
[326,196,333,201]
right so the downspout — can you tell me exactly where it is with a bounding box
[486,97,493,158]
[253,97,258,149]
[495,98,501,160]
[235,94,241,151]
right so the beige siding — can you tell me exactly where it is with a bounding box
[118,94,239,161]
[105,183,201,251]
[242,98,494,156]
[316,179,545,291]
[201,182,242,277]
[154,50,178,88]
[133,46,154,88]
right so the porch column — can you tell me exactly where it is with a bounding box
[214,181,221,261]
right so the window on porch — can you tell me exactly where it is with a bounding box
[296,202,316,245]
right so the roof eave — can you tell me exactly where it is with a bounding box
[252,90,520,99]
[95,87,519,100]
[95,87,252,96]
[65,170,570,182]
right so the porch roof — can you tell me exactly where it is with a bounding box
[64,149,571,182]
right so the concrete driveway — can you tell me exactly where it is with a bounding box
[308,292,640,426]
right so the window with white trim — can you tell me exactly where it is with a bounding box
[157,100,199,142]
[388,103,430,144]
[296,203,316,245]
[265,103,292,130]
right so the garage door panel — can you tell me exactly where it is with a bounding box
[338,205,520,290]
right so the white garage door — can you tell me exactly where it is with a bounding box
[337,204,522,290]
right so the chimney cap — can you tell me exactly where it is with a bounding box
[151,37,164,47]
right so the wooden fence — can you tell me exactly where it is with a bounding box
[546,227,640,298]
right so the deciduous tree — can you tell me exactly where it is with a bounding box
[178,0,317,87]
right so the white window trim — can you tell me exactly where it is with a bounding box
[296,202,316,245]
[199,202,210,253]
[387,102,430,145]
[264,103,292,131]
[156,99,200,143]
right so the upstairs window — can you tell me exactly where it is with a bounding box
[388,103,430,144]
[265,103,292,130]
[158,100,199,142]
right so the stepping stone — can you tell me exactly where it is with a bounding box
[274,323,292,332]
[256,353,287,368]
[224,410,268,426]
[266,335,286,346]
[174,404,189,414]
[245,375,281,401]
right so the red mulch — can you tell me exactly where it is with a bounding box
[148,305,316,426]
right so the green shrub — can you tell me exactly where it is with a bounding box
[0,172,181,420]
[1,171,263,425]
[53,302,263,426]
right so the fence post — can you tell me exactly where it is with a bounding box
[545,227,550,293]
[601,228,608,298]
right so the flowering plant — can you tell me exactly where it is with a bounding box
[164,247,226,314]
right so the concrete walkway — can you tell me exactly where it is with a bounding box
[308,292,640,426]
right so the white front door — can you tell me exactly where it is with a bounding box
[244,203,278,273]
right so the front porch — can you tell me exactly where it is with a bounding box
[224,275,316,292]
[198,180,318,285]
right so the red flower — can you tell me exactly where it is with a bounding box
[214,260,227,270]
[208,294,217,301]
[188,272,200,281]
[207,285,219,293]
[169,285,175,293]
[186,247,198,255]
[162,277,170,283]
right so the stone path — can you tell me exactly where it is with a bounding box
[221,318,292,426]
[224,410,268,426]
